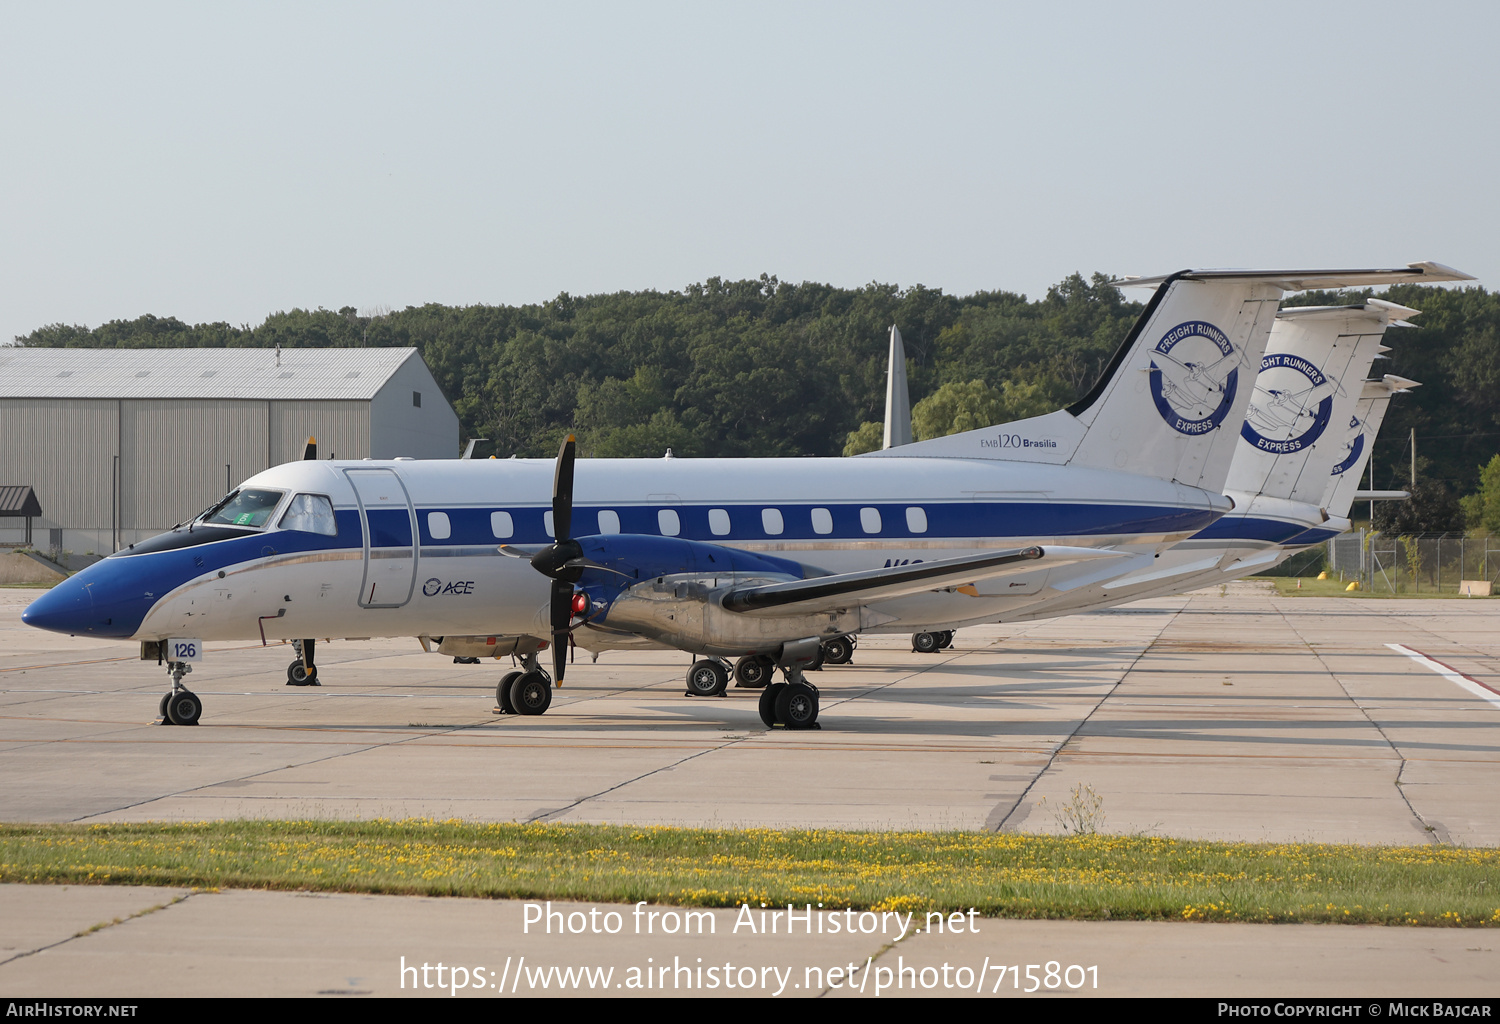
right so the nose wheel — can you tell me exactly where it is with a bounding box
[286,638,319,686]
[157,661,201,726]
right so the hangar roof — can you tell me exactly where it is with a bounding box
[0,347,425,401]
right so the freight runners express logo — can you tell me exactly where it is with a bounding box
[1240,352,1335,455]
[1331,416,1365,475]
[1148,321,1239,435]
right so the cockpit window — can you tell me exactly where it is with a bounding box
[279,493,338,536]
[204,489,285,529]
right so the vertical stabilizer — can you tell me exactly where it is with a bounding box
[883,325,913,449]
[1227,301,1416,504]
[862,263,1469,497]
[1324,374,1419,519]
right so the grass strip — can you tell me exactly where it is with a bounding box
[1264,577,1497,599]
[3,820,1498,926]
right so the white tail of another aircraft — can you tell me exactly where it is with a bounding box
[1325,374,1420,520]
[868,263,1471,496]
[1229,299,1417,507]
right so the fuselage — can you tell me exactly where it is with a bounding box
[23,454,1232,648]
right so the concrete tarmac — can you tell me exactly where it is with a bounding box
[2,581,1498,998]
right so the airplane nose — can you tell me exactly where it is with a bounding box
[21,558,155,638]
[22,575,99,635]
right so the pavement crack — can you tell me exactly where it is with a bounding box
[994,603,1186,832]
[1271,596,1445,844]
[0,889,203,967]
[523,735,752,823]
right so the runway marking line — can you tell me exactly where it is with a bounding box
[1387,643,1500,710]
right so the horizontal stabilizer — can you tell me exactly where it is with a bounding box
[1117,262,1474,291]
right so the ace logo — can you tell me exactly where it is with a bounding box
[422,578,475,597]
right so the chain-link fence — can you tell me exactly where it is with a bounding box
[1325,531,1500,594]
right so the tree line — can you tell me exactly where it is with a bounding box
[18,273,1500,531]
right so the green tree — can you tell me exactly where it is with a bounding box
[1460,454,1500,533]
[842,420,884,456]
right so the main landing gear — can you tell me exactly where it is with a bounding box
[286,638,319,686]
[685,658,731,697]
[730,634,853,691]
[758,668,820,730]
[912,630,954,654]
[494,653,553,717]
[157,661,202,726]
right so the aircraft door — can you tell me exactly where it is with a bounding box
[345,468,418,609]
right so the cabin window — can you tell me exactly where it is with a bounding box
[206,489,284,529]
[708,508,731,536]
[906,506,928,534]
[279,493,337,536]
[426,511,451,540]
[860,507,882,534]
[810,507,833,535]
[658,509,680,536]
[761,508,784,535]
[491,511,514,539]
[413,391,422,407]
[597,510,621,534]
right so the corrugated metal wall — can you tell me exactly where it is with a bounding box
[269,401,370,465]
[120,400,272,529]
[0,397,373,538]
[0,399,119,530]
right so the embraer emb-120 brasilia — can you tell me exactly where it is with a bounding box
[22,263,1471,731]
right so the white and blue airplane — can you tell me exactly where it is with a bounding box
[21,263,1469,730]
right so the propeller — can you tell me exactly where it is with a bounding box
[530,435,582,683]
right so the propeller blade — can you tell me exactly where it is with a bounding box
[550,579,573,683]
[552,434,575,542]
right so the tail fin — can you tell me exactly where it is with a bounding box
[883,325,913,449]
[867,263,1470,495]
[1325,374,1419,519]
[1227,299,1417,505]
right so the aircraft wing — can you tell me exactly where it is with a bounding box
[720,545,1121,615]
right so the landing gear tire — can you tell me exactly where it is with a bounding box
[165,690,202,726]
[496,670,522,714]
[286,661,319,686]
[938,630,955,649]
[913,631,941,654]
[821,635,854,665]
[758,683,784,728]
[686,660,729,697]
[509,671,552,716]
[774,681,819,730]
[158,692,172,724]
[735,655,775,689]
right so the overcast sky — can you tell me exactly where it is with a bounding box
[1,1,1495,344]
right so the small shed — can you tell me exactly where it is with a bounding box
[0,486,42,545]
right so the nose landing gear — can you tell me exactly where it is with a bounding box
[286,638,319,686]
[157,661,202,726]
